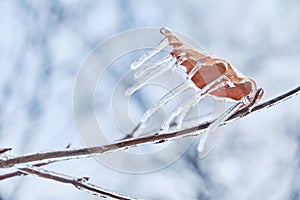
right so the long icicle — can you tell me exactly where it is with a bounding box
[130,37,169,70]
[134,55,173,79]
[197,101,244,157]
[130,80,193,137]
[125,58,176,95]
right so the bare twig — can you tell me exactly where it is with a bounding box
[18,166,136,200]
[0,86,299,169]
[0,144,73,180]
[0,148,12,155]
[0,170,26,181]
[0,161,54,181]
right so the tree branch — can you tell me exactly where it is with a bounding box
[0,86,299,169]
[18,165,136,200]
[0,144,72,180]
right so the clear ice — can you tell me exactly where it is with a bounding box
[134,55,173,79]
[130,37,169,70]
[130,80,194,137]
[197,101,244,158]
[125,56,176,96]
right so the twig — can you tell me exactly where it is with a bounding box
[0,148,12,155]
[0,86,299,169]
[18,165,136,200]
[0,144,73,180]
[228,86,300,120]
[0,170,26,181]
[0,161,54,181]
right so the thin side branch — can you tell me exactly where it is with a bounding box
[0,148,12,155]
[0,161,54,181]
[19,166,136,200]
[0,86,299,169]
[0,170,27,181]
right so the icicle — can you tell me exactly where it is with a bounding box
[197,101,244,157]
[174,95,201,130]
[197,127,222,159]
[126,65,168,96]
[161,75,230,133]
[130,37,169,70]
[160,106,183,132]
[160,91,199,132]
[134,55,173,79]
[129,122,146,138]
[170,63,178,74]
[139,81,191,123]
[130,81,193,137]
[125,58,176,96]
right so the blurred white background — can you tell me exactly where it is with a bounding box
[0,0,300,199]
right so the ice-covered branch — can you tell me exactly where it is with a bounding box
[0,86,299,169]
[0,145,71,180]
[18,165,136,200]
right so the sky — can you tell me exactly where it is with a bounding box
[0,0,300,199]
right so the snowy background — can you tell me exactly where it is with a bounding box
[1,0,300,199]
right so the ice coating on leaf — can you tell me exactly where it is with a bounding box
[188,61,204,78]
[125,27,264,157]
